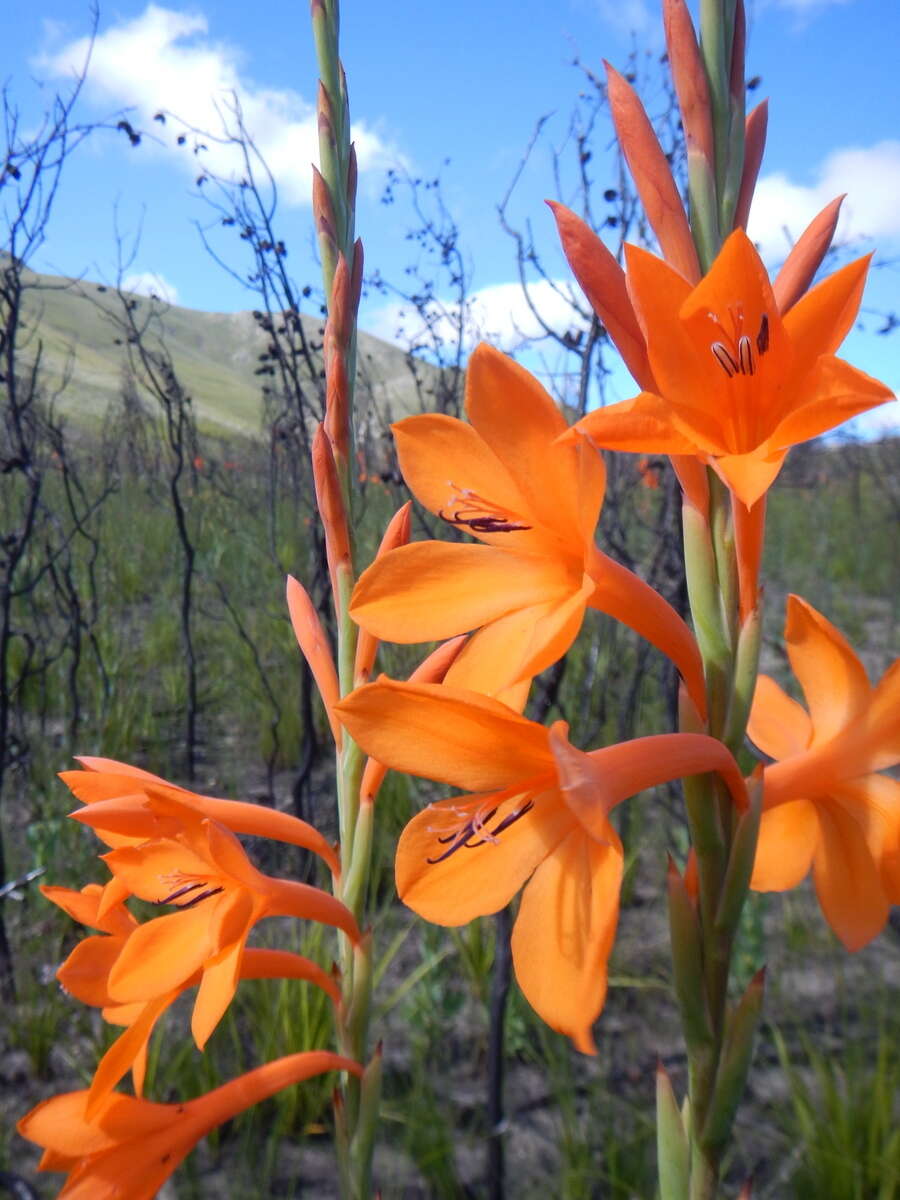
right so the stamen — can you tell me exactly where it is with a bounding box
[158,880,224,908]
[709,306,770,379]
[711,342,739,377]
[435,805,497,845]
[160,881,205,904]
[177,886,225,909]
[468,799,535,844]
[438,486,531,534]
[756,313,770,355]
[737,335,754,376]
[426,799,535,863]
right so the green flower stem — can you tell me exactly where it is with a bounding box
[680,462,758,1199]
[350,1046,383,1200]
[681,502,732,735]
[310,4,379,1195]
[708,473,738,661]
[657,1063,691,1200]
[699,0,736,202]
[701,970,765,1154]
[723,607,761,754]
[668,860,715,1057]
[688,152,722,273]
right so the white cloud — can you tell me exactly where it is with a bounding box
[35,4,401,206]
[122,270,179,304]
[748,141,900,261]
[366,278,584,355]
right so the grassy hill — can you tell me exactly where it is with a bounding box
[15,264,438,439]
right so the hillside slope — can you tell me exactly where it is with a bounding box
[13,265,440,439]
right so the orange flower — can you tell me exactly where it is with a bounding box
[337,678,745,1052]
[564,229,893,508]
[74,792,358,1035]
[18,1052,362,1200]
[61,756,341,878]
[749,595,900,949]
[350,343,705,711]
[43,884,339,1115]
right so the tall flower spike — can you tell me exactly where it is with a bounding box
[605,62,701,283]
[749,595,900,950]
[18,1053,362,1200]
[733,100,768,231]
[337,678,745,1052]
[287,573,342,748]
[353,501,412,686]
[563,229,894,508]
[350,343,706,712]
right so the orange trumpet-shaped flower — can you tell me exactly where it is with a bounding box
[60,756,341,878]
[77,793,358,1037]
[18,1052,362,1200]
[749,595,900,950]
[350,343,705,711]
[564,229,894,509]
[337,678,745,1052]
[43,884,340,1114]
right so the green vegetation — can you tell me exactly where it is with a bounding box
[2,289,898,1193]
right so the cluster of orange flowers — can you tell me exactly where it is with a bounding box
[18,760,362,1194]
[340,224,899,1046]
[18,0,900,1192]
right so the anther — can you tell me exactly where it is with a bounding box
[756,313,770,355]
[438,487,531,534]
[711,342,739,377]
[439,506,531,534]
[160,881,205,904]
[158,882,224,908]
[177,886,225,909]
[426,800,535,863]
[737,335,755,376]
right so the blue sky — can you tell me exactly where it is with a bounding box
[3,0,898,431]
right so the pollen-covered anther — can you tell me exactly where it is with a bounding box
[438,486,531,534]
[426,796,535,864]
[710,310,770,378]
[158,879,224,908]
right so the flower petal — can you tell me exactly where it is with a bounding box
[396,791,574,925]
[336,679,553,792]
[783,253,870,376]
[465,344,602,541]
[784,595,871,747]
[192,933,248,1049]
[569,393,700,454]
[770,357,895,450]
[57,936,127,1007]
[747,675,812,761]
[713,450,786,510]
[350,541,573,643]
[869,660,900,771]
[813,800,888,951]
[107,905,218,1002]
[751,798,819,891]
[511,825,623,1054]
[442,575,594,693]
[87,995,173,1115]
[392,412,533,543]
